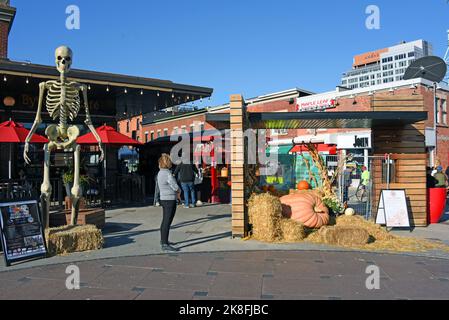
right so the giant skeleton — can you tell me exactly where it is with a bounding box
[24,46,104,228]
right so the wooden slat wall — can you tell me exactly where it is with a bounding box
[372,95,428,226]
[230,94,248,237]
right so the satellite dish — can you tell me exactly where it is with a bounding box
[403,56,447,83]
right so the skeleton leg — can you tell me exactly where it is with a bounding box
[40,143,52,229]
[70,144,82,226]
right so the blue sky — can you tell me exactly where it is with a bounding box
[8,0,449,107]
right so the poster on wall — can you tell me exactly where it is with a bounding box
[376,189,411,230]
[0,200,47,266]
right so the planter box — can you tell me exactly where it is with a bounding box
[64,196,87,211]
[50,208,106,229]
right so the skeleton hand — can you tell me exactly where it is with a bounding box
[24,142,31,165]
[98,142,105,162]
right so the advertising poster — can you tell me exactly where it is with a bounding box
[0,200,47,265]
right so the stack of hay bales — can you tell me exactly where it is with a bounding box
[248,193,306,242]
[312,226,370,246]
[46,225,104,256]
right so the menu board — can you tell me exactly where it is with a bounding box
[0,200,47,266]
[376,190,411,229]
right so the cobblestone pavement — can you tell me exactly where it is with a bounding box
[0,250,448,300]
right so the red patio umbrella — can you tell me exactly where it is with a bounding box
[0,120,48,179]
[77,125,142,189]
[77,125,142,146]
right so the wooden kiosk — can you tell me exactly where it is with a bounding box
[207,94,429,238]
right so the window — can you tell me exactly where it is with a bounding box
[173,127,178,135]
[150,131,154,141]
[408,52,415,57]
[145,132,149,143]
[181,126,187,134]
[190,124,195,132]
[164,129,168,137]
[200,123,205,132]
[441,99,447,125]
[126,121,130,133]
[157,130,161,138]
[271,129,288,136]
[136,120,140,130]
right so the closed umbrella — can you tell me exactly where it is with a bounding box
[0,120,48,179]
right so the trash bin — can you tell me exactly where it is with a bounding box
[428,188,447,224]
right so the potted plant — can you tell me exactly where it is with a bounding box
[62,169,91,197]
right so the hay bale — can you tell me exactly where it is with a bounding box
[248,193,282,242]
[46,225,104,256]
[335,215,394,241]
[313,226,370,246]
[280,219,306,242]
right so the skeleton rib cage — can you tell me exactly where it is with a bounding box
[45,80,81,128]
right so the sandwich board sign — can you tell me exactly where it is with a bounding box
[376,189,411,230]
[0,200,47,267]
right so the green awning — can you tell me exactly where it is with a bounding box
[266,145,293,155]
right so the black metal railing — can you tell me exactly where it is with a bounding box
[0,175,146,207]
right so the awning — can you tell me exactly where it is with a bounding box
[266,145,294,155]
[206,111,428,129]
[289,144,337,155]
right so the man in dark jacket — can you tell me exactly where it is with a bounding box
[174,161,198,208]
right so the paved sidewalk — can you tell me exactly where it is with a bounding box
[1,204,449,272]
[0,250,448,300]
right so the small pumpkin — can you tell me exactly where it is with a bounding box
[345,208,355,216]
[268,185,276,193]
[280,192,329,229]
[297,181,310,191]
[262,185,269,192]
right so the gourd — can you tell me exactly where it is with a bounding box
[297,181,310,191]
[280,192,329,228]
[345,208,355,216]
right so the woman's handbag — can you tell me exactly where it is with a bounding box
[194,168,204,185]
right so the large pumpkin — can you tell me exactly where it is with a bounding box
[280,192,329,228]
[297,181,310,191]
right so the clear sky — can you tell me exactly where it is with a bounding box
[8,0,449,107]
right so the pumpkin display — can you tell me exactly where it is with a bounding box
[280,192,329,229]
[268,185,276,193]
[297,181,310,191]
[345,208,355,216]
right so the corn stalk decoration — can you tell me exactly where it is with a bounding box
[299,143,352,214]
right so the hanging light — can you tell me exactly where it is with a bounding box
[172,93,175,99]
[3,75,7,82]
[124,88,128,94]
[26,77,29,84]
[157,91,160,97]
[140,89,144,95]
[88,84,91,90]
[106,85,110,92]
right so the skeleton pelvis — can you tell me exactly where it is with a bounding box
[46,125,80,150]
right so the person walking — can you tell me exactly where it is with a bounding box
[194,164,204,206]
[157,154,181,252]
[174,159,198,208]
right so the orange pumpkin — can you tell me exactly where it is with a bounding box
[268,185,276,193]
[280,192,329,228]
[297,181,310,191]
[262,185,269,192]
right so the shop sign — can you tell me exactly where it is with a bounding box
[337,133,371,149]
[0,200,47,266]
[296,94,337,112]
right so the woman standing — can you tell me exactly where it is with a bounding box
[157,154,181,252]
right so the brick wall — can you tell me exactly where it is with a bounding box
[0,20,8,58]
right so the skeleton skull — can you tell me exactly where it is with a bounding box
[55,46,73,73]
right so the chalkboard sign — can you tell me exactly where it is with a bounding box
[0,200,47,267]
[376,189,411,230]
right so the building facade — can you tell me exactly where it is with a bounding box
[341,40,432,89]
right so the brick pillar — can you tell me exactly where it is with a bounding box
[0,3,16,59]
[230,94,248,238]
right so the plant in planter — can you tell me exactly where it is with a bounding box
[63,169,92,197]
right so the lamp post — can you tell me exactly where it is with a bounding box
[3,96,16,179]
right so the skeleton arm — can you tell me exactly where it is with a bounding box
[24,82,46,164]
[81,85,104,162]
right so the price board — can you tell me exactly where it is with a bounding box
[0,200,47,267]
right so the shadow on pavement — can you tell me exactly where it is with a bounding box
[171,214,230,230]
[176,232,232,249]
